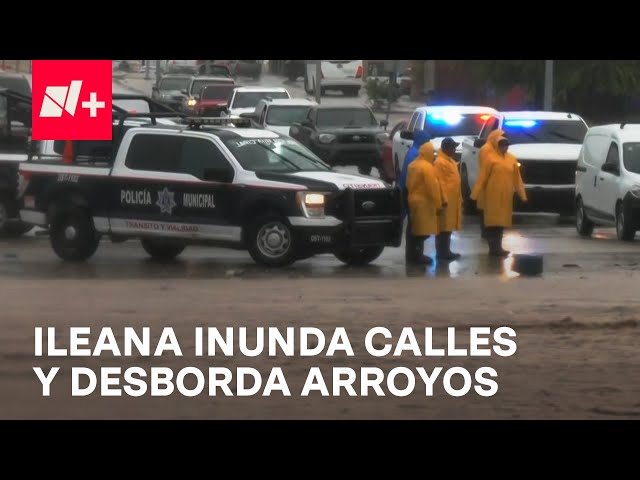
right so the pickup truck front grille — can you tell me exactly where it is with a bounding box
[326,188,401,220]
[519,160,577,185]
[337,133,375,144]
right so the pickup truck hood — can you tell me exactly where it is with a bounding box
[317,126,385,135]
[509,143,582,160]
[290,171,387,189]
[199,99,227,107]
[160,90,185,98]
[229,107,255,116]
[267,125,293,136]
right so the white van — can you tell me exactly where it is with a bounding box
[575,123,640,241]
[304,60,363,97]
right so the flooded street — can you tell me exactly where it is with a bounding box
[1,222,640,419]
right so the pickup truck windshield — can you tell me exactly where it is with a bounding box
[159,77,191,92]
[201,85,235,100]
[424,113,486,138]
[501,119,587,145]
[316,108,377,127]
[266,106,311,126]
[223,137,331,173]
[623,142,640,174]
[232,91,289,109]
[190,80,233,97]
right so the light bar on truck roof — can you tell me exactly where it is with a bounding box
[184,116,257,129]
[504,120,538,128]
[428,112,464,125]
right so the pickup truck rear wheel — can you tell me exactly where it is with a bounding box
[141,238,186,260]
[49,207,100,261]
[246,214,297,268]
[334,246,384,266]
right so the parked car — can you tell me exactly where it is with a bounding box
[226,86,290,117]
[230,60,263,79]
[381,119,408,184]
[575,123,640,241]
[196,83,237,117]
[242,98,317,135]
[151,74,194,111]
[304,60,363,97]
[288,104,389,176]
[197,63,232,78]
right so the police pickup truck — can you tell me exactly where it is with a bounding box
[17,113,402,267]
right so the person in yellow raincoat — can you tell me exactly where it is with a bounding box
[406,141,445,265]
[434,137,462,260]
[470,136,527,257]
[474,128,505,239]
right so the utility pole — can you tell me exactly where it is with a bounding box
[145,60,151,80]
[155,60,162,86]
[544,60,554,110]
[315,60,322,104]
[386,60,398,125]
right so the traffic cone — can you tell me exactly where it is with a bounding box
[62,140,74,164]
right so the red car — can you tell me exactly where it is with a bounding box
[380,119,408,185]
[196,83,238,117]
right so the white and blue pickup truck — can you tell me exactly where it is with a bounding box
[459,111,589,215]
[17,114,403,268]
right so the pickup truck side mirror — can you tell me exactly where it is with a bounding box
[601,163,620,175]
[152,86,159,92]
[181,89,188,95]
[380,119,389,129]
[203,167,234,183]
[300,119,312,128]
[239,112,258,122]
[473,138,486,148]
[400,130,413,140]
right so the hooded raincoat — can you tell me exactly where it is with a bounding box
[470,135,527,228]
[434,149,462,232]
[474,129,505,210]
[399,129,432,192]
[406,142,444,236]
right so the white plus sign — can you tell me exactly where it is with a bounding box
[81,92,105,117]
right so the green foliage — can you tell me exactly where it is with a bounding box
[364,78,399,109]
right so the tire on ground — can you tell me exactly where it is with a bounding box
[141,238,186,260]
[49,205,100,261]
[246,214,297,267]
[616,201,635,242]
[334,246,385,266]
[575,197,594,237]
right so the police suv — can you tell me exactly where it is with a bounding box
[17,113,402,267]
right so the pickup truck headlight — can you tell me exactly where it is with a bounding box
[297,192,326,218]
[631,186,640,198]
[186,98,197,107]
[376,132,388,143]
[318,134,336,144]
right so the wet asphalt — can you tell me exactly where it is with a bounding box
[3,216,640,280]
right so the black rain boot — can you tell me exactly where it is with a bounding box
[488,229,509,257]
[497,228,510,257]
[444,231,461,260]
[412,236,433,265]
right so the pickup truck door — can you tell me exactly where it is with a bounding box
[110,132,239,242]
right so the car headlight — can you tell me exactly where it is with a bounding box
[631,186,640,198]
[297,192,326,218]
[318,134,336,144]
[376,132,388,143]
[186,98,197,107]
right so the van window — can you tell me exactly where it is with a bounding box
[622,142,640,174]
[582,134,609,167]
[604,142,620,170]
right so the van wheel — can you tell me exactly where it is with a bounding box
[334,246,384,266]
[246,214,297,267]
[576,198,594,237]
[616,202,635,241]
[49,206,100,261]
[141,238,186,260]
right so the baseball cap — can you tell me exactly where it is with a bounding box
[441,137,460,149]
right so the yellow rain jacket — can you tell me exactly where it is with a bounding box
[406,142,444,236]
[470,136,527,228]
[434,149,462,232]
[474,129,505,210]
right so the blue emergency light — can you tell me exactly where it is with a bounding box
[504,120,537,128]
[428,112,463,126]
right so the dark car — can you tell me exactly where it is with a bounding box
[197,63,232,78]
[289,105,389,176]
[151,74,193,110]
[181,76,236,114]
[230,60,263,80]
[0,73,31,127]
[196,83,237,116]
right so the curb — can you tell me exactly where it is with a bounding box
[114,78,149,95]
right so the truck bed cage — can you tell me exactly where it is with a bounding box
[182,116,262,129]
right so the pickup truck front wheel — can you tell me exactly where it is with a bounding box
[49,207,100,261]
[246,215,297,268]
[141,238,186,260]
[334,246,384,266]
